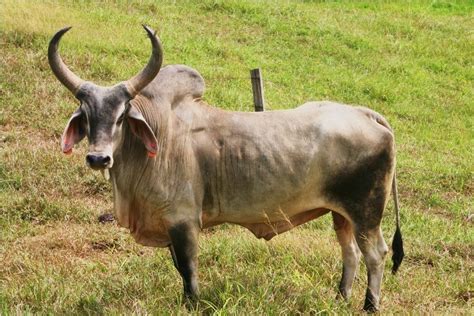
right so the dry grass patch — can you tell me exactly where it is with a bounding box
[0,223,149,271]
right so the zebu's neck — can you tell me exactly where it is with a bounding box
[110,94,197,230]
[107,64,210,242]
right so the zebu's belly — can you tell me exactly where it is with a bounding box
[239,208,330,240]
[201,178,333,240]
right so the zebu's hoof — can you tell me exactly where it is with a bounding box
[182,293,199,310]
[98,213,115,224]
[363,296,379,313]
[336,287,351,301]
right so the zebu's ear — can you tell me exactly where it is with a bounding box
[61,108,86,155]
[127,105,158,157]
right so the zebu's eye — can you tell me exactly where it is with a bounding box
[117,103,131,125]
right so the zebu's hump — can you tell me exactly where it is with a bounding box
[142,65,205,104]
[159,65,205,99]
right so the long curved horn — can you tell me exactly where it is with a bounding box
[125,25,163,97]
[48,27,85,95]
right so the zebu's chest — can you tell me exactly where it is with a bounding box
[110,162,202,248]
[112,179,172,247]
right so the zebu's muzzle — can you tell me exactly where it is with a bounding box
[86,152,113,170]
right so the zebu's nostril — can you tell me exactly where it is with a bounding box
[102,156,111,164]
[86,154,111,169]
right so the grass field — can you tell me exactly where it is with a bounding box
[1,0,473,314]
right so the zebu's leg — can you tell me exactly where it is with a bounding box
[168,245,179,270]
[354,225,388,312]
[332,212,361,300]
[323,144,394,311]
[168,222,200,300]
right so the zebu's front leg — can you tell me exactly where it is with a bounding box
[168,222,200,300]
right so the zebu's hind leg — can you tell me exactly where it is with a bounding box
[354,225,388,312]
[332,212,361,300]
[324,143,394,311]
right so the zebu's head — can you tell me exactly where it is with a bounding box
[49,26,162,170]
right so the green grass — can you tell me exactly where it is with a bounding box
[1,0,473,314]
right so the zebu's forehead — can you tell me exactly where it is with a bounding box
[76,82,129,116]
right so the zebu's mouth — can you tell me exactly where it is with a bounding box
[88,164,111,171]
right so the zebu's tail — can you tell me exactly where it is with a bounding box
[391,171,404,274]
[357,106,404,274]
